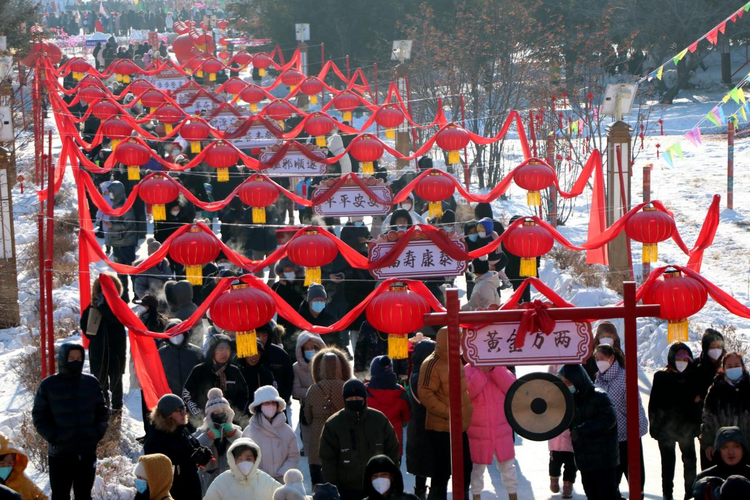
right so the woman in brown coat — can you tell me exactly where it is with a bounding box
[303,347,352,487]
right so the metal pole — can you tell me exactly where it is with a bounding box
[546,136,557,227]
[445,288,465,500]
[320,43,324,73]
[461,94,469,190]
[374,63,379,137]
[623,281,643,500]
[728,120,734,210]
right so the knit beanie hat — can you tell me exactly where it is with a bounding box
[312,483,340,500]
[205,387,232,417]
[343,379,367,400]
[156,394,184,415]
[273,469,308,500]
[307,283,327,302]
[147,238,161,255]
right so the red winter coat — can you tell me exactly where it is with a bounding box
[366,385,410,455]
[465,365,516,464]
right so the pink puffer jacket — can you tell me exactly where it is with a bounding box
[465,365,516,464]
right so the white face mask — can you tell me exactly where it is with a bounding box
[261,405,277,419]
[675,360,689,373]
[596,360,611,374]
[170,207,180,216]
[372,478,391,495]
[599,337,615,346]
[400,203,412,211]
[169,334,184,345]
[283,272,296,281]
[708,348,723,361]
[236,461,254,476]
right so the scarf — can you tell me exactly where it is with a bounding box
[213,362,228,391]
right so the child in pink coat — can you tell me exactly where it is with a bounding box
[548,364,577,498]
[465,364,518,500]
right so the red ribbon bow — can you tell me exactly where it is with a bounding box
[514,300,556,348]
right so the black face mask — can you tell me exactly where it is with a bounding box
[345,400,365,412]
[65,360,84,377]
[212,413,228,424]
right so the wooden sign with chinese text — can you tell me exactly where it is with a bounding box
[312,178,392,217]
[258,144,327,177]
[369,232,468,279]
[231,123,282,149]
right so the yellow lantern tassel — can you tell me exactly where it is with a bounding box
[191,141,201,153]
[310,95,318,104]
[197,70,204,78]
[111,139,122,151]
[149,107,157,115]
[304,266,321,287]
[650,243,658,263]
[186,68,193,75]
[277,120,285,129]
[73,72,81,80]
[667,319,689,343]
[123,75,131,83]
[386,128,395,139]
[388,334,409,360]
[316,136,327,147]
[252,207,266,223]
[152,204,166,221]
[236,330,259,358]
[185,264,203,285]
[362,161,374,175]
[343,111,352,122]
[526,190,541,206]
[290,85,297,92]
[127,165,140,180]
[116,74,123,82]
[210,73,217,82]
[519,257,537,277]
[448,150,460,165]
[165,123,173,134]
[217,168,229,182]
[428,201,443,219]
[250,103,258,113]
[259,68,266,76]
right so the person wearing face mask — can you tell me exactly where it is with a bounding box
[380,194,425,234]
[104,181,139,301]
[297,284,347,353]
[319,379,400,500]
[462,259,502,312]
[183,334,250,428]
[593,344,648,498]
[701,352,750,468]
[558,364,619,500]
[694,427,750,488]
[292,332,326,459]
[256,322,295,413]
[236,340,276,423]
[154,193,197,245]
[158,319,205,397]
[133,240,174,301]
[584,321,624,381]
[649,342,702,500]
[362,455,419,500]
[133,453,174,500]
[696,329,726,469]
[0,433,46,500]
[386,209,414,234]
[144,394,213,500]
[272,258,306,349]
[204,439,280,499]
[365,356,410,456]
[194,389,243,494]
[32,344,109,500]
[304,348,352,486]
[243,386,300,482]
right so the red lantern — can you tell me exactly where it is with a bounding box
[349,134,384,175]
[240,85,265,112]
[503,220,554,278]
[375,107,404,139]
[217,19,229,30]
[218,50,231,62]
[102,118,133,150]
[205,141,239,182]
[238,178,280,223]
[139,174,179,220]
[281,69,305,91]
[232,52,253,66]
[514,159,556,207]
[78,86,105,104]
[202,58,224,82]
[181,120,211,153]
[113,59,140,83]
[305,113,335,147]
[436,125,471,165]
[129,79,153,98]
[211,283,276,357]
[299,77,324,104]
[414,172,455,219]
[643,269,707,343]
[169,226,221,285]
[223,77,247,96]
[139,90,164,113]
[21,41,62,66]
[287,230,339,286]
[115,140,151,180]
[252,53,274,76]
[92,101,119,121]
[69,58,91,80]
[366,284,430,359]
[155,105,183,134]
[265,100,293,126]
[625,206,675,265]
[332,91,360,122]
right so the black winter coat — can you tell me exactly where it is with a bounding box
[406,340,436,479]
[695,426,750,488]
[143,426,207,500]
[182,362,249,425]
[32,344,109,457]
[695,355,721,403]
[158,338,204,396]
[700,374,750,448]
[560,364,619,472]
[244,204,280,252]
[260,339,294,403]
[238,359,275,410]
[80,301,128,380]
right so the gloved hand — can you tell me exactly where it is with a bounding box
[207,424,222,440]
[192,446,213,466]
[221,422,236,435]
[478,217,494,235]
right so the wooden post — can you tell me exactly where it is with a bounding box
[728,120,734,210]
[0,147,20,329]
[623,282,642,500]
[394,64,411,169]
[546,136,557,227]
[606,121,633,282]
[642,164,653,280]
[297,42,309,108]
[445,288,465,500]
[461,94,469,190]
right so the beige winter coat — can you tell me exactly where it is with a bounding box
[292,332,326,402]
[462,272,501,311]
[242,413,300,482]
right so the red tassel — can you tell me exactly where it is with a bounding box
[659,119,664,136]
[558,112,563,130]
[656,143,661,159]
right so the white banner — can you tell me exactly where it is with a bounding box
[312,185,392,217]
[208,111,249,131]
[369,239,468,279]
[231,124,282,149]
[462,320,592,367]
[258,148,327,177]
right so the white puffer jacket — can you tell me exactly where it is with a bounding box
[203,438,280,500]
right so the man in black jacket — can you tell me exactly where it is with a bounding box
[32,343,109,500]
[106,181,138,302]
[694,426,750,490]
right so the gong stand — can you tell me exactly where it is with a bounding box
[423,281,660,500]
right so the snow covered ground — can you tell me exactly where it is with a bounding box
[2,48,750,498]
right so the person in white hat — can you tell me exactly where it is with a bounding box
[242,386,300,483]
